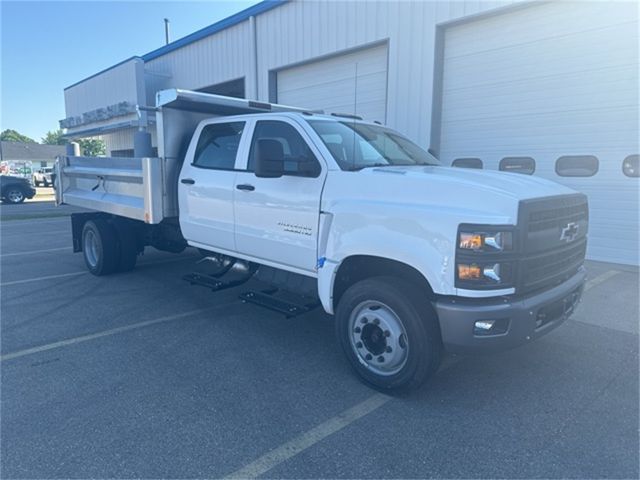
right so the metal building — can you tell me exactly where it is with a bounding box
[60,0,639,265]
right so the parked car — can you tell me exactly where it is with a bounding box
[33,167,54,187]
[1,175,36,204]
[55,89,588,391]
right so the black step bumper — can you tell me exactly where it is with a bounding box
[434,267,586,354]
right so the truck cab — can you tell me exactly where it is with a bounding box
[56,89,588,391]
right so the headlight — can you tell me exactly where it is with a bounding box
[458,230,513,252]
[456,262,514,286]
[456,224,517,290]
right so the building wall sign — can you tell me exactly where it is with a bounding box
[60,101,137,129]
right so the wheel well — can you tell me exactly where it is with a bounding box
[333,255,435,310]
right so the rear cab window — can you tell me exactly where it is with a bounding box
[193,121,245,170]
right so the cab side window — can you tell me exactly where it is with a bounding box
[193,122,245,170]
[248,121,321,177]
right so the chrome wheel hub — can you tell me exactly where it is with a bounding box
[84,230,99,268]
[349,300,409,376]
[7,190,24,203]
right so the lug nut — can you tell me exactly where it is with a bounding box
[361,318,368,324]
[386,346,392,353]
[356,342,363,348]
[384,330,390,337]
[373,318,380,325]
[354,327,361,333]
[365,353,372,360]
[377,356,385,363]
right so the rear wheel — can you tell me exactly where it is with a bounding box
[335,276,442,391]
[82,219,118,275]
[4,188,26,204]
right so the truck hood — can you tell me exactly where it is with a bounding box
[364,165,575,201]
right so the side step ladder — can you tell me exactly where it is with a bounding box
[183,256,320,318]
[239,288,320,318]
[183,256,257,292]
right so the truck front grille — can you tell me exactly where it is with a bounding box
[518,194,589,294]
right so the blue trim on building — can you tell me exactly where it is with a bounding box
[64,56,142,91]
[64,0,288,92]
[142,0,288,62]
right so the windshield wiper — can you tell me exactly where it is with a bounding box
[345,163,391,171]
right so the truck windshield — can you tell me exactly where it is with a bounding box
[308,120,440,171]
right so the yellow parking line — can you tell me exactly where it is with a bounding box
[224,393,392,480]
[1,271,86,286]
[0,255,199,287]
[224,356,464,479]
[0,305,230,362]
[584,270,622,292]
[1,247,70,257]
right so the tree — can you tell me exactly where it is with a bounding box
[78,138,106,157]
[1,129,36,143]
[42,129,68,145]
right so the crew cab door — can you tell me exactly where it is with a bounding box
[178,120,248,251]
[233,118,326,273]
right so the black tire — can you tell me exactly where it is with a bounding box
[335,276,442,392]
[3,187,26,204]
[81,219,119,276]
[113,220,139,272]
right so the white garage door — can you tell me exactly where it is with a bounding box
[277,44,388,122]
[439,1,639,265]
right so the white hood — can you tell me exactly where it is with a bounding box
[365,165,575,201]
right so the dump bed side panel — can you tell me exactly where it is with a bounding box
[55,155,164,224]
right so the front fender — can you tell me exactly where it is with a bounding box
[317,204,462,314]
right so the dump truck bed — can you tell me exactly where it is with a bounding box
[55,89,319,224]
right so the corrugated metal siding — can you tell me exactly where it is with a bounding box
[102,128,158,155]
[143,20,253,101]
[64,58,143,117]
[255,0,514,147]
[438,1,639,265]
[277,43,388,121]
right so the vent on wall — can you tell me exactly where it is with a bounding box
[452,157,483,169]
[556,155,599,177]
[500,157,535,175]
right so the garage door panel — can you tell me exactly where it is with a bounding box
[445,31,638,92]
[277,44,388,121]
[439,2,639,264]
[444,2,636,57]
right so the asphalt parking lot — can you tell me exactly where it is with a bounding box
[1,202,638,479]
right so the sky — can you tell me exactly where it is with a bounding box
[0,0,259,142]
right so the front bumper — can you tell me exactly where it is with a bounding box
[25,187,36,199]
[434,267,586,354]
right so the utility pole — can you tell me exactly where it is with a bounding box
[164,18,170,45]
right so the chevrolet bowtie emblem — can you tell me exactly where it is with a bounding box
[560,222,579,243]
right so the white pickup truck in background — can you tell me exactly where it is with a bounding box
[56,89,588,390]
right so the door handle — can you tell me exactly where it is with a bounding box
[236,184,255,191]
[181,178,195,185]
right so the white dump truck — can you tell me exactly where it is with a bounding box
[56,89,588,390]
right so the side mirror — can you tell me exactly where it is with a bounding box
[255,139,284,178]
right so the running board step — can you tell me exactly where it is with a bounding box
[239,289,320,318]
[183,272,250,292]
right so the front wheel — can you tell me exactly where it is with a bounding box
[4,188,26,204]
[335,277,442,391]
